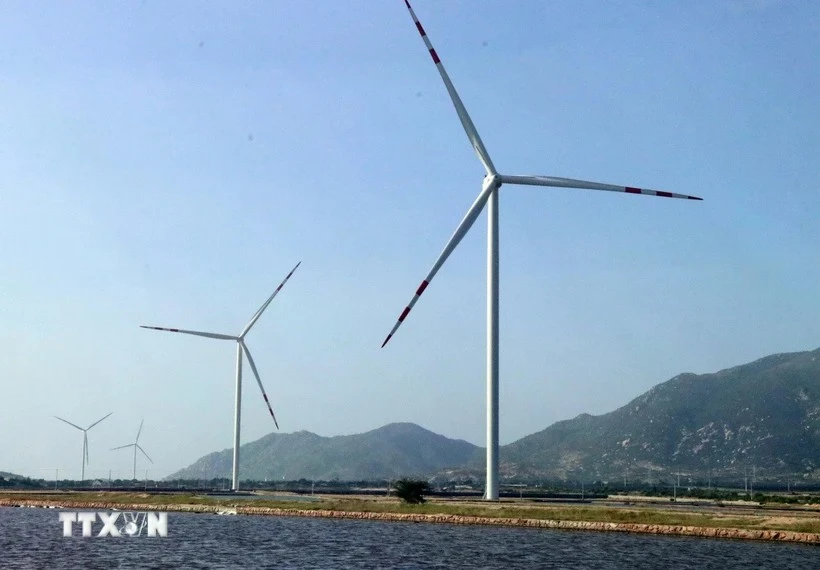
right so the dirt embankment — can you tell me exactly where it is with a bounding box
[2,498,818,545]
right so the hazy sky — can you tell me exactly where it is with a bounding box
[2,1,818,480]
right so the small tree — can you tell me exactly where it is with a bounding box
[393,478,431,504]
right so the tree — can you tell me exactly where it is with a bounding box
[393,478,431,504]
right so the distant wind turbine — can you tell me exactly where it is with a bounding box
[140,261,300,491]
[382,1,702,501]
[112,419,153,480]
[54,413,112,482]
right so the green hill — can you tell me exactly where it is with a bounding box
[167,422,479,481]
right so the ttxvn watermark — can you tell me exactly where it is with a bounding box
[59,511,168,537]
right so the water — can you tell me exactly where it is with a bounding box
[1,506,819,569]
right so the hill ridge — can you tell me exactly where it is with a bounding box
[168,347,820,482]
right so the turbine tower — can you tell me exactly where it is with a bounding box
[382,1,702,500]
[141,261,300,491]
[112,419,153,480]
[54,413,113,482]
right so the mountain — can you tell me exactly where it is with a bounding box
[0,471,24,479]
[167,422,479,481]
[500,347,820,481]
[168,347,820,483]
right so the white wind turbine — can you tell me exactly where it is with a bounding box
[141,262,300,491]
[112,419,153,480]
[382,1,702,501]
[54,412,113,482]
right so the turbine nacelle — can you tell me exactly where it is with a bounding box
[54,412,112,481]
[140,261,300,491]
[385,0,703,501]
[112,419,153,480]
[483,174,502,192]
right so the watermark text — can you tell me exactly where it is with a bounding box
[59,511,168,537]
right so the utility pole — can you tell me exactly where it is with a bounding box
[751,465,755,499]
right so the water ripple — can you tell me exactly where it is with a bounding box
[1,507,818,569]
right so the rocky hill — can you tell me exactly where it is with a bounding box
[501,347,820,481]
[167,347,820,483]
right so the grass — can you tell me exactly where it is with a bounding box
[3,491,820,535]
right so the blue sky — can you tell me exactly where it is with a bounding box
[1,1,818,480]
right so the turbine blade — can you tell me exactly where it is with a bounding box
[403,0,496,175]
[381,186,492,347]
[140,326,237,341]
[111,444,134,451]
[240,341,279,430]
[54,416,84,431]
[136,419,144,443]
[137,445,153,464]
[84,433,89,465]
[86,412,113,431]
[498,175,703,201]
[240,261,301,339]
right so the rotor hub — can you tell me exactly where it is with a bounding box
[483,174,501,191]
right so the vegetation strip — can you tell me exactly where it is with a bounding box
[1,497,818,545]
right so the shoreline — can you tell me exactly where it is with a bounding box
[2,497,819,545]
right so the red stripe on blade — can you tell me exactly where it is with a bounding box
[416,280,429,296]
[415,22,426,37]
[381,334,393,348]
[399,307,411,321]
[656,191,673,198]
[429,49,440,64]
[625,187,641,194]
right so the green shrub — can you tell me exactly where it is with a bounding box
[393,478,431,504]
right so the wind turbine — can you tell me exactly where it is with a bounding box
[54,413,113,482]
[112,420,153,480]
[140,261,300,491]
[382,1,702,501]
